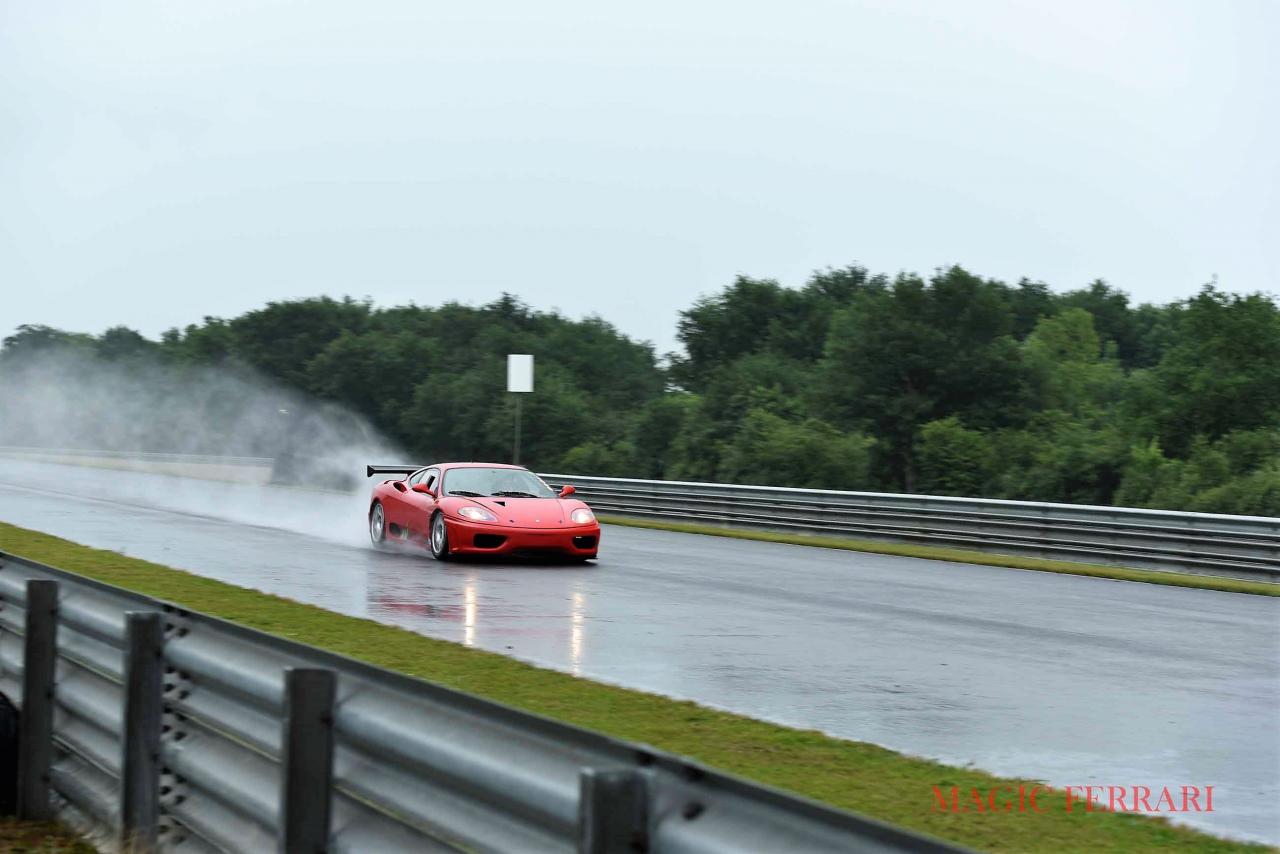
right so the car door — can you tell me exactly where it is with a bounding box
[382,468,424,537]
[402,467,440,539]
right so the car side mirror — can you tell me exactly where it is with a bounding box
[412,483,435,496]
[558,485,576,498]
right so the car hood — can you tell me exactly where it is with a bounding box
[462,497,575,526]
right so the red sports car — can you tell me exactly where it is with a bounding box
[366,462,600,561]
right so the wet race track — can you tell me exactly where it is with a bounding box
[0,460,1277,844]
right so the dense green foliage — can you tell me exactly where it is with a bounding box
[4,265,1278,514]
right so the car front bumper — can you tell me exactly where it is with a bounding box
[443,517,601,557]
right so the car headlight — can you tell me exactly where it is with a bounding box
[458,506,497,522]
[570,508,595,524]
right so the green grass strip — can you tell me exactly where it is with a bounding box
[598,515,1280,597]
[0,522,1268,853]
[0,819,95,853]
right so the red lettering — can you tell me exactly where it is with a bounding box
[1108,786,1128,811]
[932,786,960,812]
[987,788,1014,813]
[933,782,1219,816]
[1182,787,1201,812]
[1133,786,1153,812]
[1064,785,1082,813]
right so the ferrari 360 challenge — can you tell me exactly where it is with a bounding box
[366,462,600,561]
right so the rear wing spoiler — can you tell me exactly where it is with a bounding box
[366,464,421,478]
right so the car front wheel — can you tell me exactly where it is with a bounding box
[430,512,451,561]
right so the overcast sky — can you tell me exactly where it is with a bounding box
[2,1,1275,355]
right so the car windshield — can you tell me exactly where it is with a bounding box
[443,467,556,498]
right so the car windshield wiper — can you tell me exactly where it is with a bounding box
[447,490,486,497]
[490,491,540,498]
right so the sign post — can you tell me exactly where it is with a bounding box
[507,354,534,464]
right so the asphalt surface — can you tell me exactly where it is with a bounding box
[0,460,1276,844]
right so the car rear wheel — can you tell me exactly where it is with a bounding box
[430,512,451,561]
[369,502,387,548]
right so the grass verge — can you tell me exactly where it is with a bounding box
[0,521,1269,853]
[598,515,1280,597]
[0,819,95,853]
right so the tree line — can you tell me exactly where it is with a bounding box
[3,265,1278,514]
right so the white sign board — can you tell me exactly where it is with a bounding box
[507,354,534,393]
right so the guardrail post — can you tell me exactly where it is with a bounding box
[17,579,57,821]
[578,768,647,854]
[121,612,164,851]
[279,668,334,854]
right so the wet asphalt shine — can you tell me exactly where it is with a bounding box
[0,460,1276,844]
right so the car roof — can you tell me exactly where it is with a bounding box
[434,462,526,471]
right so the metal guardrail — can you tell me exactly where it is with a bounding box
[0,550,965,853]
[538,474,1280,582]
[4,445,1275,581]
